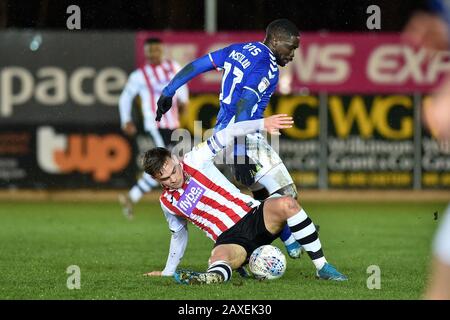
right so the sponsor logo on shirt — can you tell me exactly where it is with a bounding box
[258,77,270,93]
[176,179,205,217]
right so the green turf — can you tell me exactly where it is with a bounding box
[0,200,447,300]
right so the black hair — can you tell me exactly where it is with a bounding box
[142,147,171,177]
[265,19,299,41]
[144,37,162,45]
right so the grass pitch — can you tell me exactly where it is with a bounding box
[0,200,446,300]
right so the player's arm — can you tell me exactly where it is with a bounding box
[172,61,190,104]
[119,72,140,136]
[155,55,214,121]
[145,205,188,277]
[156,46,231,121]
[161,224,188,276]
[176,86,189,115]
[173,62,190,115]
[186,115,293,165]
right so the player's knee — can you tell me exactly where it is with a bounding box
[209,246,233,266]
[209,245,247,269]
[209,253,228,265]
[208,255,228,266]
[277,196,301,220]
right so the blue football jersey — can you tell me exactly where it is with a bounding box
[208,42,279,131]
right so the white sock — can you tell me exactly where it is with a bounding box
[284,235,297,246]
[287,209,327,270]
[129,186,144,203]
[207,260,232,282]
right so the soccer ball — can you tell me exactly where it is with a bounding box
[248,245,286,280]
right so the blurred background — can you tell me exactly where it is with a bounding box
[0,0,426,31]
[1,0,450,301]
[0,0,448,193]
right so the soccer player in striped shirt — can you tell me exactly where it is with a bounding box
[143,114,347,284]
[156,19,306,259]
[118,37,189,219]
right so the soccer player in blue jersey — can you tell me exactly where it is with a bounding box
[155,19,326,270]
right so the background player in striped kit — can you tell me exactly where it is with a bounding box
[118,37,189,219]
[142,114,347,283]
[155,19,306,260]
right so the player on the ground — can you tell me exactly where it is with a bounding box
[155,19,306,259]
[118,37,189,219]
[143,114,347,283]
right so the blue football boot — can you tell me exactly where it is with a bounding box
[285,241,303,259]
[316,263,348,281]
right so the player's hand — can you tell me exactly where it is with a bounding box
[122,121,137,137]
[264,114,293,135]
[143,271,164,277]
[156,94,173,121]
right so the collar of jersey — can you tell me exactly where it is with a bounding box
[258,42,276,57]
[146,62,163,67]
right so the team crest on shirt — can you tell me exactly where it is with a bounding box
[176,179,205,217]
[258,77,270,93]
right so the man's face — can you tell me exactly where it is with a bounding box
[272,35,299,67]
[144,43,163,65]
[153,156,184,189]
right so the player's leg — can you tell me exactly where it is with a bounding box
[250,164,303,259]
[272,183,320,254]
[119,172,159,219]
[174,244,246,285]
[242,134,303,258]
[174,203,271,285]
[263,196,347,281]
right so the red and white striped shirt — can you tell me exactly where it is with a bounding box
[119,60,189,130]
[160,135,260,241]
